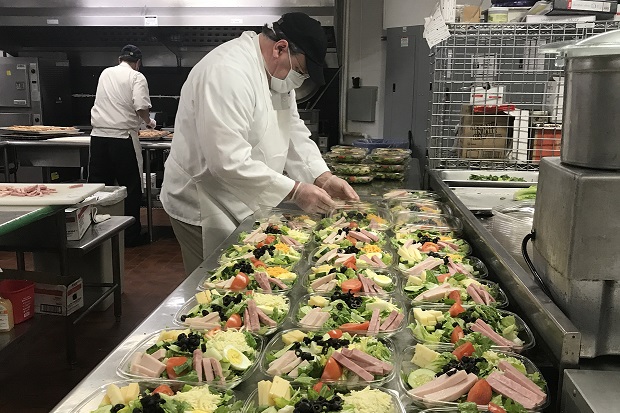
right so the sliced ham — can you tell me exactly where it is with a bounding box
[317,280,337,292]
[279,234,299,247]
[423,373,478,402]
[203,358,215,382]
[365,277,384,294]
[358,255,374,265]
[255,272,272,292]
[243,228,262,244]
[342,348,392,373]
[409,370,469,397]
[486,372,545,409]
[255,306,277,327]
[370,255,387,268]
[193,349,203,382]
[139,353,166,377]
[470,319,516,348]
[405,257,444,275]
[379,310,399,331]
[335,253,355,265]
[349,231,371,243]
[466,284,485,305]
[331,351,375,381]
[130,363,159,378]
[299,307,321,326]
[368,308,381,335]
[247,300,261,332]
[357,274,369,292]
[211,358,225,384]
[323,230,340,244]
[477,285,496,304]
[267,350,297,375]
[280,357,303,374]
[243,308,251,330]
[317,248,339,264]
[269,277,287,289]
[311,273,335,289]
[314,312,330,328]
[498,361,547,400]
[288,360,309,378]
[403,239,414,249]
[414,283,459,302]
[359,228,378,242]
[150,349,166,360]
[332,217,346,227]
[223,277,234,289]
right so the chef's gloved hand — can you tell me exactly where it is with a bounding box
[291,182,335,214]
[146,118,157,129]
[316,172,360,201]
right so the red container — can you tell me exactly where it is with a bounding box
[0,279,35,324]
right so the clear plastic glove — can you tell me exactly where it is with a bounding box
[146,118,157,129]
[291,182,335,214]
[319,175,360,201]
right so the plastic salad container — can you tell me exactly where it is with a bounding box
[331,163,373,176]
[313,221,388,246]
[371,162,408,172]
[368,153,409,165]
[242,384,405,413]
[383,189,442,202]
[400,344,549,411]
[218,242,303,267]
[173,290,289,335]
[407,305,535,353]
[304,265,399,295]
[373,172,405,181]
[326,150,367,164]
[405,277,508,308]
[331,145,369,154]
[336,174,374,184]
[325,205,391,231]
[251,208,320,233]
[386,199,452,216]
[292,293,406,336]
[198,260,299,294]
[309,243,394,269]
[392,212,463,233]
[260,329,397,386]
[69,380,241,413]
[117,328,264,388]
[398,255,488,279]
[391,230,471,256]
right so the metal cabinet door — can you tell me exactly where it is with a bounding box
[0,63,30,108]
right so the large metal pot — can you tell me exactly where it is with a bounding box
[545,30,620,170]
[562,54,620,169]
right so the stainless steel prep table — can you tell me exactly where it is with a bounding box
[3,137,171,242]
[51,210,413,413]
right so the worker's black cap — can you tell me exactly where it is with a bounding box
[119,44,142,61]
[277,12,327,86]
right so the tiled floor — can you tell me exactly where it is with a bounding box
[0,209,186,413]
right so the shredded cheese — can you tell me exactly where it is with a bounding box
[253,293,289,312]
[265,266,288,276]
[205,330,254,354]
[367,214,386,224]
[274,243,290,253]
[169,386,222,412]
[362,244,382,253]
[341,387,394,413]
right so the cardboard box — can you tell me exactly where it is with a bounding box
[470,86,505,106]
[545,76,564,123]
[0,269,84,316]
[65,204,92,241]
[458,105,514,159]
[459,5,481,22]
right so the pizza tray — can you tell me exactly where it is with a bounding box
[0,183,105,206]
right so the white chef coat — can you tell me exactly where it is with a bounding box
[91,62,152,137]
[161,31,329,229]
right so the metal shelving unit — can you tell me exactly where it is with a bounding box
[428,22,620,170]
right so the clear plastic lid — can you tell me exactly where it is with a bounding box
[407,305,535,353]
[392,212,463,234]
[397,255,488,279]
[291,293,406,336]
[391,233,471,257]
[386,199,452,216]
[309,244,394,269]
[251,207,321,232]
[173,291,289,336]
[117,329,264,388]
[331,163,373,175]
[382,189,442,201]
[406,278,509,309]
[303,266,399,295]
[260,329,398,386]
[242,385,406,413]
[326,205,391,231]
[369,153,410,165]
[371,147,412,156]
[313,224,388,246]
[325,151,368,164]
[70,380,236,413]
[331,145,368,154]
[541,29,620,58]
[400,345,549,411]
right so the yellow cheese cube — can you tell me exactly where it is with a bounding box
[282,330,307,345]
[124,383,139,403]
[308,296,329,307]
[258,380,273,406]
[106,384,124,406]
[195,290,213,304]
[412,344,441,369]
[407,275,423,286]
[269,376,291,404]
[98,395,111,407]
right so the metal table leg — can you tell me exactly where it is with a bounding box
[144,148,153,243]
[111,233,122,322]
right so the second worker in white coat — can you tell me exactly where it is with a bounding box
[161,12,359,275]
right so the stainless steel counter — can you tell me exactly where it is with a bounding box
[50,210,411,412]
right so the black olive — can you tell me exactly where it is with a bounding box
[202,310,208,316]
[180,315,187,322]
[111,404,125,413]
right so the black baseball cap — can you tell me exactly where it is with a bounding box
[277,12,327,86]
[120,44,142,61]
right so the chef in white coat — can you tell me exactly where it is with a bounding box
[162,13,359,275]
[89,44,156,247]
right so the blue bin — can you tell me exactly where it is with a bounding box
[352,139,409,150]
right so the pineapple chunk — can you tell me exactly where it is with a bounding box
[282,330,307,345]
[195,290,213,304]
[106,384,124,406]
[308,296,329,308]
[124,383,139,403]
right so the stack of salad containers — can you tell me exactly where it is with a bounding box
[369,148,411,182]
[324,146,375,184]
[73,189,548,413]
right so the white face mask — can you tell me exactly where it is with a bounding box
[265,49,308,93]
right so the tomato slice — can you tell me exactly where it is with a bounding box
[349,222,358,228]
[488,403,507,413]
[339,321,370,331]
[452,341,475,360]
[342,256,357,270]
[448,290,462,304]
[264,235,276,244]
[230,272,250,291]
[327,329,343,339]
[321,357,343,381]
[346,235,357,245]
[420,242,440,253]
[449,301,465,317]
[436,274,451,283]
[152,384,174,396]
[467,379,493,405]
[450,325,464,344]
[250,257,267,268]
[166,357,189,379]
[341,278,362,293]
[312,382,326,393]
[225,313,242,329]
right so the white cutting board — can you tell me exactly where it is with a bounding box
[0,183,104,206]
